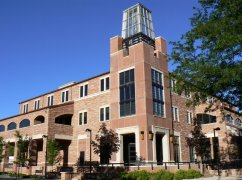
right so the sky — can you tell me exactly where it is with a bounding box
[0,0,200,119]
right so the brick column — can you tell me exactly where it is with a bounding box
[42,137,48,175]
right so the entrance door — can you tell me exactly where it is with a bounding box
[128,143,136,163]
[79,151,85,166]
[123,133,136,164]
[156,134,163,165]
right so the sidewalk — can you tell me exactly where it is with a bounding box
[188,175,242,180]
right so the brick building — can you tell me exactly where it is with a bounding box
[0,3,241,174]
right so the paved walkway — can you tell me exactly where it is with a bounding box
[188,175,242,180]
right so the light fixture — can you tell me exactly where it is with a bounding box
[148,131,153,140]
[140,131,144,140]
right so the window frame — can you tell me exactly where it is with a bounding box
[172,106,179,122]
[100,76,110,92]
[151,67,165,118]
[34,99,40,110]
[80,83,88,98]
[99,106,110,122]
[61,89,69,103]
[47,95,54,106]
[23,103,28,113]
[79,110,88,125]
[119,68,136,117]
[187,111,193,124]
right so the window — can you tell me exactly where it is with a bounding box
[61,90,69,103]
[152,69,165,117]
[55,114,72,125]
[100,106,110,121]
[189,146,196,162]
[79,111,87,125]
[172,106,179,122]
[47,95,54,106]
[34,99,40,110]
[170,79,177,92]
[120,69,136,117]
[80,84,88,98]
[173,136,180,162]
[23,104,28,113]
[19,119,30,128]
[100,77,110,91]
[185,86,191,98]
[7,122,17,131]
[225,115,233,125]
[187,111,193,124]
[235,118,242,127]
[197,113,216,124]
[0,125,5,132]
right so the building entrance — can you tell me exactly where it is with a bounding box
[156,133,164,164]
[123,133,136,163]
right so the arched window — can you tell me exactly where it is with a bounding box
[0,125,5,132]
[55,114,72,125]
[225,115,233,124]
[7,122,17,131]
[235,118,242,127]
[34,116,45,125]
[197,113,216,124]
[19,119,30,128]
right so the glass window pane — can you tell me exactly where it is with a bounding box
[106,77,110,90]
[80,86,83,97]
[101,79,104,91]
[106,107,110,120]
[85,85,88,96]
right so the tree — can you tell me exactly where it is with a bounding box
[170,0,242,111]
[14,131,30,167]
[91,123,120,164]
[0,137,5,162]
[186,118,211,162]
[46,139,61,167]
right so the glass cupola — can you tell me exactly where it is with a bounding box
[122,3,155,48]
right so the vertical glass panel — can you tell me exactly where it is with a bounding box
[80,86,83,98]
[79,113,82,125]
[84,112,87,124]
[85,85,88,96]
[106,107,110,120]
[66,91,69,101]
[101,79,104,91]
[106,77,110,90]
[62,92,65,102]
[100,108,104,121]
[120,72,124,85]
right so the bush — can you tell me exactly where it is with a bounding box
[174,169,202,180]
[151,169,174,180]
[119,170,150,180]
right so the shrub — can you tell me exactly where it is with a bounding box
[175,169,202,180]
[151,169,174,180]
[119,170,150,180]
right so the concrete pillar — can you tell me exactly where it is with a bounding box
[13,141,18,172]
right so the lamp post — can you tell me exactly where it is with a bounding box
[85,129,92,174]
[42,135,48,179]
[213,127,220,175]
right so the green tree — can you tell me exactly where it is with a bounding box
[14,131,30,167]
[170,0,242,110]
[0,137,5,162]
[186,118,211,162]
[47,139,61,166]
[92,123,120,164]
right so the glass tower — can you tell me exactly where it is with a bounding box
[122,3,155,48]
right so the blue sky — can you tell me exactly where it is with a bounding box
[0,0,199,119]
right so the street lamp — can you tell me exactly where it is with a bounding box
[42,135,48,179]
[213,127,220,175]
[85,129,92,174]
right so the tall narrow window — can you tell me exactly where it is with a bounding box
[152,69,164,117]
[100,77,110,92]
[47,95,54,106]
[79,111,87,125]
[172,106,179,122]
[100,106,110,121]
[187,111,193,124]
[23,104,28,113]
[34,100,40,110]
[80,84,88,97]
[119,69,135,117]
[61,90,69,103]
